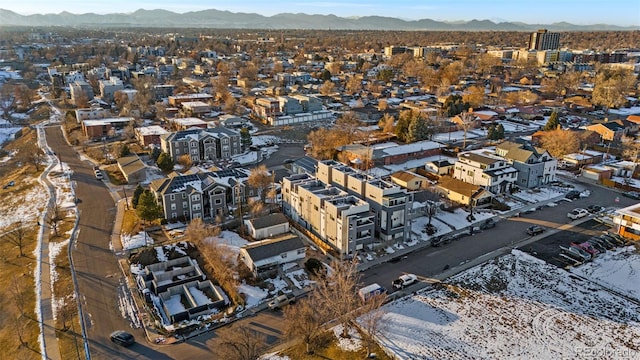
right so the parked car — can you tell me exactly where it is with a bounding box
[110,330,135,347]
[565,190,581,200]
[2,180,15,189]
[587,205,604,214]
[570,242,600,256]
[268,293,296,310]
[567,208,589,220]
[392,274,418,289]
[95,172,103,180]
[479,218,496,230]
[560,245,592,261]
[526,225,545,236]
[585,238,606,253]
[623,191,640,200]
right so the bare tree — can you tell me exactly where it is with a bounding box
[319,80,335,96]
[284,294,330,354]
[6,221,28,256]
[315,257,361,338]
[48,202,64,237]
[247,165,272,202]
[459,111,477,149]
[248,198,265,219]
[540,128,580,158]
[358,293,387,357]
[177,154,193,171]
[214,325,266,360]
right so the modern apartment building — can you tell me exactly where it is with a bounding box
[528,29,560,51]
[282,173,375,256]
[160,127,242,163]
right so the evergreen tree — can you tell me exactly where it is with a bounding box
[443,95,470,117]
[496,124,505,139]
[136,190,161,224]
[119,143,131,158]
[543,111,560,131]
[487,124,496,140]
[394,113,411,142]
[132,184,144,209]
[407,115,431,142]
[156,152,174,172]
[150,147,161,161]
[240,127,252,149]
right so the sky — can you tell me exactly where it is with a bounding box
[3,0,639,27]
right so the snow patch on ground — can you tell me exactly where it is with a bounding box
[120,231,153,250]
[238,283,269,308]
[332,324,363,352]
[570,246,640,301]
[374,249,640,359]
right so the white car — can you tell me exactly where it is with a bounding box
[567,208,589,220]
[392,273,418,289]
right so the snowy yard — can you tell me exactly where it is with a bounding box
[373,250,640,359]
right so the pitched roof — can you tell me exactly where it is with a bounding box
[437,176,484,198]
[117,154,146,176]
[242,236,305,262]
[459,152,500,165]
[248,213,289,230]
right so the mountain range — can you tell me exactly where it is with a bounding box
[0,8,636,31]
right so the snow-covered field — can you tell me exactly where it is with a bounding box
[374,250,640,359]
[570,246,640,301]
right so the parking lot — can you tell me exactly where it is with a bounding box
[524,219,618,267]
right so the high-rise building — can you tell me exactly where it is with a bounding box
[528,29,560,51]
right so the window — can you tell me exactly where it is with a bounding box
[182,193,186,199]
[192,194,200,201]
[192,204,201,211]
[182,201,188,208]
[280,253,287,259]
[170,194,175,201]
[170,203,176,210]
[297,248,305,255]
[215,199,222,205]
[191,142,197,147]
[171,212,177,219]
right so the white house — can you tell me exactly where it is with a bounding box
[453,151,518,194]
[245,213,290,240]
[239,236,306,277]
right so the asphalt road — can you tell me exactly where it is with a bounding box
[359,178,638,292]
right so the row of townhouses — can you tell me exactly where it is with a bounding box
[160,127,242,163]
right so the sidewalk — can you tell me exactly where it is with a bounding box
[36,126,62,360]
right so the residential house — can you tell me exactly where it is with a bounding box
[135,125,169,147]
[436,176,493,207]
[168,93,213,107]
[69,80,94,106]
[586,122,626,142]
[150,172,229,221]
[98,77,124,102]
[426,159,455,175]
[239,235,307,278]
[116,154,147,184]
[75,107,109,123]
[495,141,557,188]
[82,117,135,139]
[160,127,242,163]
[338,141,442,168]
[169,117,208,130]
[181,101,211,117]
[390,171,428,191]
[453,152,518,194]
[245,213,290,240]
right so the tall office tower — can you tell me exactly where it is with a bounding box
[528,29,560,50]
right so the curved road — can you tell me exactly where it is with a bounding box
[45,127,213,359]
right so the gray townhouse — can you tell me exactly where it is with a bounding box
[282,173,375,256]
[160,127,242,163]
[150,172,229,221]
[495,141,558,188]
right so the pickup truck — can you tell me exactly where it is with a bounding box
[268,293,296,310]
[392,274,418,289]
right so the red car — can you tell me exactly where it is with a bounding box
[570,242,599,256]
